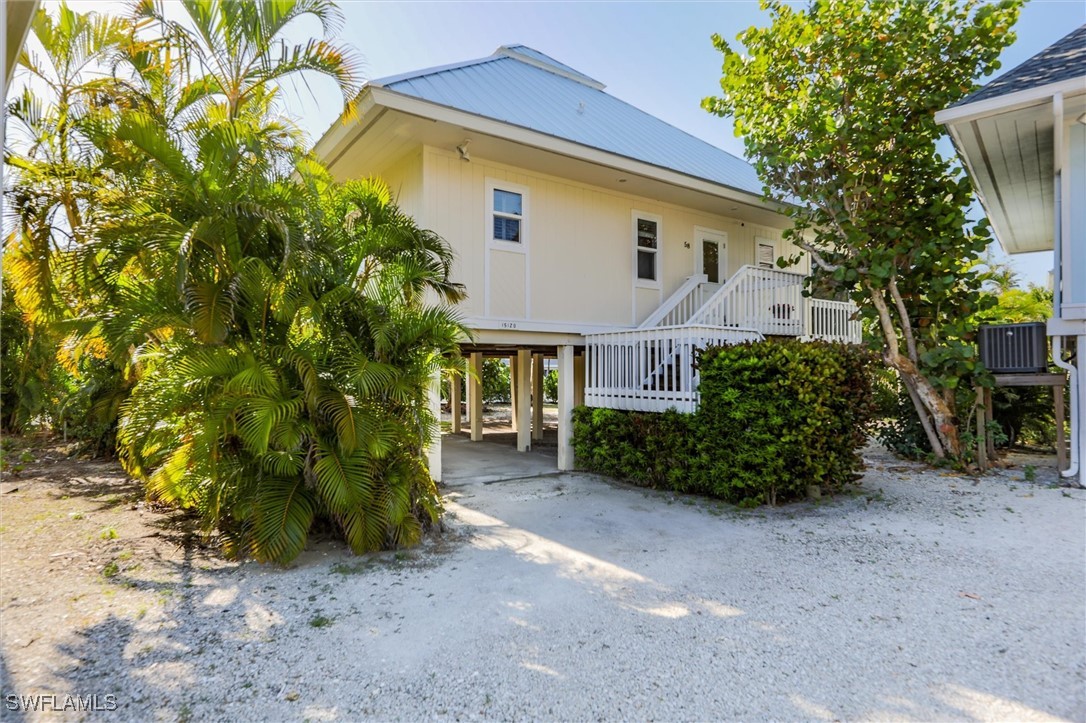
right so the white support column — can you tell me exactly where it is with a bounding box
[516,349,532,452]
[573,353,585,408]
[509,355,518,432]
[1077,336,1085,481]
[469,352,483,442]
[450,373,461,434]
[558,345,575,471]
[426,369,442,482]
[532,353,544,441]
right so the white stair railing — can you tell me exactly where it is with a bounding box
[639,274,710,328]
[691,265,807,337]
[584,325,763,413]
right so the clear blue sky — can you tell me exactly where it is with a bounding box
[67,0,1086,285]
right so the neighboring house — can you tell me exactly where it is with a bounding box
[315,45,860,478]
[936,25,1086,480]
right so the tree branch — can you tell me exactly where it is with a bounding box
[887,273,919,365]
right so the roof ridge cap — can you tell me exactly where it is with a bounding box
[493,45,606,90]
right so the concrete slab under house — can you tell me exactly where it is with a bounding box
[314,44,862,480]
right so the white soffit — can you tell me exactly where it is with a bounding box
[948,101,1056,255]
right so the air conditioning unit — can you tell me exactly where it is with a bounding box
[978,322,1048,374]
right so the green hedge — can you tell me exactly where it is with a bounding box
[572,340,876,506]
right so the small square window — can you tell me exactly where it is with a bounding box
[493,216,521,242]
[494,190,522,216]
[637,219,658,249]
[637,250,656,280]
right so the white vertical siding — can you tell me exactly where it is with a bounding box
[418,144,799,329]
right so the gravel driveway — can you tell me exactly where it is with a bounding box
[2,437,1083,721]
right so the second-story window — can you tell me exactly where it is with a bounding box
[635,216,659,282]
[493,189,523,242]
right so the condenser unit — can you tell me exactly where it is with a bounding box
[978,322,1048,374]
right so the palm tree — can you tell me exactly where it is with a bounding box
[114,177,467,562]
[133,0,361,123]
[3,3,132,435]
[84,3,465,562]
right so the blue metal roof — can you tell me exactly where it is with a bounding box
[370,46,764,197]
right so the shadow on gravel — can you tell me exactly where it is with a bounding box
[49,544,210,719]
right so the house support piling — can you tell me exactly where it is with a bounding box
[558,345,575,471]
[450,372,461,434]
[532,352,544,441]
[509,355,519,432]
[516,349,532,451]
[469,352,483,442]
[427,369,442,482]
[573,354,585,408]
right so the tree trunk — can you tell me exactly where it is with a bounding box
[890,353,961,458]
[865,279,962,459]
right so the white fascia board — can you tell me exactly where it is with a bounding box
[935,77,1085,126]
[367,86,783,213]
[311,90,381,168]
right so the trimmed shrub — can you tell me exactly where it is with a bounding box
[572,339,876,506]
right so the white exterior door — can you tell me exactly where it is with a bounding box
[695,228,728,290]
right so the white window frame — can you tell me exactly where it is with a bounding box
[756,236,777,269]
[632,211,662,290]
[486,178,529,254]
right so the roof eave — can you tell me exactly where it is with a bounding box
[935,75,1085,126]
[317,85,786,214]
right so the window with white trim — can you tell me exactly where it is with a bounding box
[486,179,529,252]
[635,215,659,283]
[492,188,523,243]
[757,240,776,269]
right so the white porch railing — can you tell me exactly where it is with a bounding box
[583,266,861,413]
[583,325,763,413]
[638,274,711,328]
[808,298,863,344]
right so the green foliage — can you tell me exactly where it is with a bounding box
[572,408,695,491]
[482,359,510,404]
[4,1,467,564]
[573,340,876,505]
[879,277,1060,456]
[703,0,1023,459]
[978,286,1053,325]
[978,282,1057,448]
[543,369,558,404]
